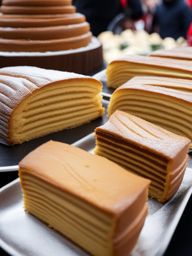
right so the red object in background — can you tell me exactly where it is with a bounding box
[121,0,127,8]
[186,1,192,45]
[187,23,192,45]
[186,0,192,7]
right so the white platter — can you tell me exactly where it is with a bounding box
[0,133,192,256]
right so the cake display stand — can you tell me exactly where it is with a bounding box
[0,37,103,75]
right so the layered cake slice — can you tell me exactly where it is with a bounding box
[0,66,104,145]
[108,77,192,144]
[150,47,192,61]
[106,55,192,88]
[19,141,149,256]
[95,111,190,203]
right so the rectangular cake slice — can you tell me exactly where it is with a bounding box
[108,76,192,145]
[0,66,104,145]
[19,141,149,256]
[150,47,192,61]
[95,111,190,203]
[106,55,192,88]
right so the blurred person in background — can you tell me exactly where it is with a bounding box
[73,0,143,36]
[142,0,160,32]
[151,0,192,39]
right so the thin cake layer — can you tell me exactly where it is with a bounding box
[106,55,192,88]
[95,111,190,203]
[0,0,92,51]
[19,141,149,256]
[0,13,86,27]
[108,77,192,143]
[1,0,74,14]
[2,0,72,6]
[0,66,104,145]
[0,32,92,52]
[150,47,192,61]
[127,76,192,92]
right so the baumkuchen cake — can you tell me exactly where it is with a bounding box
[0,0,103,74]
[106,55,192,88]
[0,66,104,145]
[95,111,190,203]
[108,76,192,144]
[150,47,192,61]
[19,141,149,256]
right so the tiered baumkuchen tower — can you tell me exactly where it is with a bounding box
[0,0,103,74]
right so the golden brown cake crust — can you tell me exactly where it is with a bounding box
[108,75,192,147]
[0,32,92,52]
[96,110,190,159]
[19,140,149,255]
[0,13,86,27]
[19,140,150,217]
[0,22,90,40]
[116,82,192,104]
[150,47,192,61]
[2,0,72,6]
[1,6,76,15]
[1,0,75,15]
[127,76,192,92]
[95,111,190,203]
[0,66,102,145]
[109,55,192,74]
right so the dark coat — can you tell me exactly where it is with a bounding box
[73,0,143,36]
[153,0,192,39]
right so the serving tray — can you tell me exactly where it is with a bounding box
[0,37,103,75]
[0,100,109,171]
[93,70,114,99]
[0,133,192,256]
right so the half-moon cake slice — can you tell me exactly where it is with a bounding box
[108,76,192,144]
[0,66,104,145]
[95,111,190,203]
[106,55,192,88]
[150,47,192,61]
[19,141,149,256]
